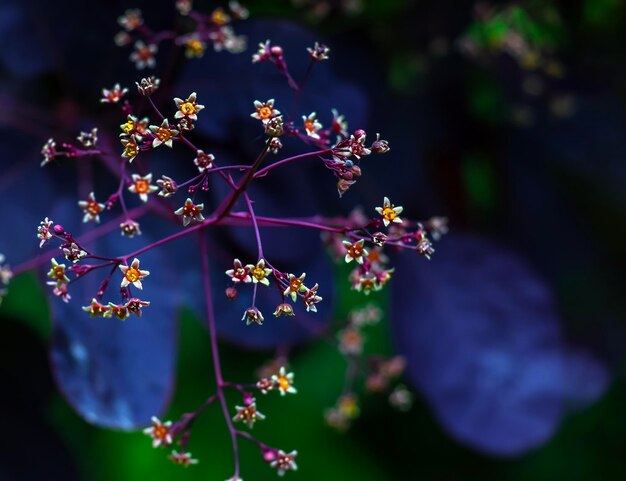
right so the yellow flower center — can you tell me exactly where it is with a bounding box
[258,106,272,119]
[382,207,396,221]
[348,244,363,258]
[211,8,229,25]
[125,267,140,283]
[157,128,171,141]
[252,266,266,280]
[278,376,290,391]
[125,142,137,156]
[153,424,168,440]
[180,102,196,115]
[289,278,302,292]
[122,121,134,134]
[53,266,65,279]
[304,119,315,132]
[339,397,358,417]
[134,179,149,194]
[186,39,205,57]
[87,201,101,215]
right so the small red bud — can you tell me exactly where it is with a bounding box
[53,225,65,235]
[225,287,238,301]
[270,45,283,57]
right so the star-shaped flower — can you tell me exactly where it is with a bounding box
[174,198,205,226]
[47,258,70,286]
[375,197,403,227]
[342,239,368,264]
[150,118,179,148]
[156,175,177,197]
[169,450,198,467]
[270,450,298,476]
[130,41,158,69]
[194,150,215,173]
[272,367,297,396]
[302,112,322,140]
[303,283,322,312]
[100,83,128,103]
[247,259,272,286]
[119,257,150,290]
[282,273,307,302]
[82,298,110,318]
[250,99,280,122]
[174,92,205,120]
[226,259,252,283]
[121,135,139,162]
[78,192,106,223]
[143,416,173,448]
[128,173,159,202]
[232,401,266,429]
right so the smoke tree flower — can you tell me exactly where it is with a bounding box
[100,83,128,103]
[375,197,403,227]
[40,138,57,166]
[77,128,98,148]
[174,92,204,120]
[82,299,110,318]
[174,198,205,226]
[242,306,264,326]
[270,450,298,476]
[130,41,157,69]
[143,416,173,448]
[247,259,272,286]
[120,219,142,237]
[121,136,139,162]
[226,259,252,284]
[250,99,280,122]
[302,112,322,139]
[37,217,54,247]
[119,258,150,290]
[194,150,215,172]
[232,401,266,428]
[272,367,297,396]
[150,119,179,148]
[78,192,106,223]
[128,173,159,202]
[283,273,307,302]
[168,450,198,467]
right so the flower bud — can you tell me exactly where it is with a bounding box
[225,287,238,301]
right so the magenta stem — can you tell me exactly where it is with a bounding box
[200,230,240,478]
[254,149,331,178]
[244,193,263,260]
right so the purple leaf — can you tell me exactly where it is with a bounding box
[48,208,178,429]
[391,233,608,455]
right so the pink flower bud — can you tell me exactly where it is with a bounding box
[225,286,238,300]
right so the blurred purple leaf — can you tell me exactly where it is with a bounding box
[48,201,178,429]
[391,233,608,455]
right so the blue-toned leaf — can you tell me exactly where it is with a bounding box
[0,2,55,77]
[48,200,178,429]
[0,129,52,264]
[391,233,608,455]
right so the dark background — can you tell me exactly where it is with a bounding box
[1,0,625,479]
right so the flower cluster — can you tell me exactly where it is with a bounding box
[115,3,248,71]
[325,305,410,431]
[26,4,445,478]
